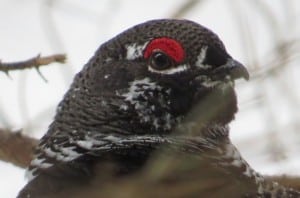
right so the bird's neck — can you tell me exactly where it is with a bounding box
[49,81,238,138]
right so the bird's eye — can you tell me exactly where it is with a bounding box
[149,51,174,70]
[143,37,185,72]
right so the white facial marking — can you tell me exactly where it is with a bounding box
[126,42,148,60]
[202,80,222,88]
[200,77,233,90]
[148,64,189,75]
[195,46,211,69]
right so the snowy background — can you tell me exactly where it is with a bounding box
[0,0,300,197]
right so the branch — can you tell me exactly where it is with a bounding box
[0,129,38,168]
[0,53,66,74]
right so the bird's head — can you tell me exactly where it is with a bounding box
[61,19,249,135]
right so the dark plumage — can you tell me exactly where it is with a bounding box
[18,19,299,198]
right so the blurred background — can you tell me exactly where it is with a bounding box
[0,0,299,197]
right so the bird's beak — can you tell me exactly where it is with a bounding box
[212,59,250,81]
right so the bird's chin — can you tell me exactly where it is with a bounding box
[192,74,235,91]
[202,80,234,91]
[215,81,235,93]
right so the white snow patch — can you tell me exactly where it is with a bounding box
[60,146,81,157]
[44,147,57,158]
[43,146,82,162]
[77,140,94,149]
[30,158,52,169]
[56,154,78,162]
[103,135,121,142]
[84,135,106,145]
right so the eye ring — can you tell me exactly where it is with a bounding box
[149,51,174,70]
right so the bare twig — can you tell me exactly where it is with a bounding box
[0,54,66,75]
[0,129,38,168]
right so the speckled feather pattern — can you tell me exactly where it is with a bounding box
[18,19,300,198]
